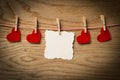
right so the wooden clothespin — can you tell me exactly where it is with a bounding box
[56,18,61,35]
[35,17,38,34]
[83,16,87,33]
[100,15,106,31]
[15,16,19,31]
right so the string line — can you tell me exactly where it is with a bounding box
[0,23,119,31]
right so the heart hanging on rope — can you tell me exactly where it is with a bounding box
[6,27,21,42]
[97,27,111,42]
[76,29,90,44]
[26,29,41,43]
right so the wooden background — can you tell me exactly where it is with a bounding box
[0,0,120,80]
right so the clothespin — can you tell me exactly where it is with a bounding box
[15,16,19,31]
[83,16,87,33]
[56,18,61,35]
[35,17,38,34]
[100,15,106,31]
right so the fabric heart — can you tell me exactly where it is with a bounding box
[77,29,90,44]
[26,29,41,43]
[97,27,111,42]
[7,27,21,42]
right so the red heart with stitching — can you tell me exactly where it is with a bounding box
[7,27,21,42]
[77,29,90,44]
[26,29,41,43]
[97,27,111,42]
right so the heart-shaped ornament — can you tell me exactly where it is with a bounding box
[77,29,90,44]
[97,27,111,42]
[7,27,21,42]
[26,29,41,43]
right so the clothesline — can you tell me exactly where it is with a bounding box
[0,23,119,31]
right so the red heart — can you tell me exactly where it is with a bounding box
[7,28,21,42]
[97,27,111,42]
[26,29,41,43]
[77,29,90,44]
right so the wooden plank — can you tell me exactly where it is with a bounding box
[0,0,120,80]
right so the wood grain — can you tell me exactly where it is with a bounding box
[0,0,120,80]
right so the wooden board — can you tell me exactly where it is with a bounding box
[0,0,120,80]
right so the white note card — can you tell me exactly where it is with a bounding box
[44,30,75,60]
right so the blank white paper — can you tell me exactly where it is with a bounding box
[44,30,75,60]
